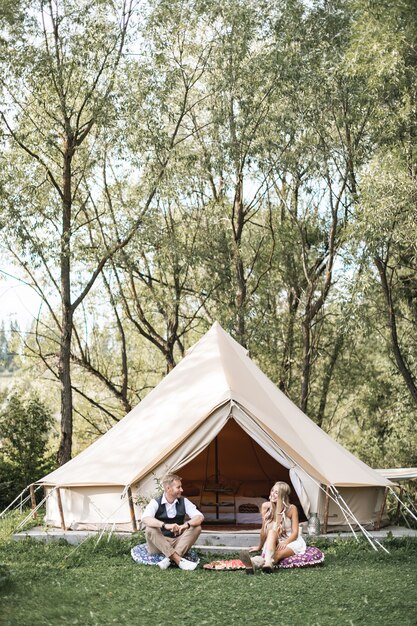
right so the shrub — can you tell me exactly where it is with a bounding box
[0,394,56,510]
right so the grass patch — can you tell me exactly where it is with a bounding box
[0,518,416,626]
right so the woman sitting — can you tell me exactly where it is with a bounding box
[240,481,306,574]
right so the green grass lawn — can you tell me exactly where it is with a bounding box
[0,516,416,626]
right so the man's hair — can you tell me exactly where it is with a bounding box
[162,473,182,488]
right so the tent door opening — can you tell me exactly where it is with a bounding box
[179,419,306,526]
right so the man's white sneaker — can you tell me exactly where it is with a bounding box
[157,556,171,570]
[178,558,198,571]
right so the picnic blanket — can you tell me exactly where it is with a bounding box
[203,559,246,570]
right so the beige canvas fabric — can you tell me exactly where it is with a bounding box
[375,468,417,481]
[39,322,392,530]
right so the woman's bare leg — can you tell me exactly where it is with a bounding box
[274,546,295,563]
[264,529,278,555]
[263,530,278,572]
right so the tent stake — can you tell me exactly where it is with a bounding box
[29,484,37,519]
[127,487,137,531]
[56,488,67,530]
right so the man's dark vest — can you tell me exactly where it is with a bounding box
[155,495,186,538]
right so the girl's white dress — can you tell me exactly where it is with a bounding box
[263,505,307,556]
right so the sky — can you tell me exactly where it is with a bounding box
[0,274,42,329]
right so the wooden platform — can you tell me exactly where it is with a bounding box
[12,525,417,551]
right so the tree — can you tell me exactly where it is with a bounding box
[0,393,54,507]
[98,0,217,372]
[0,0,415,472]
[0,0,137,463]
[348,0,417,405]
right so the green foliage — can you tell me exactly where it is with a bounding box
[0,563,11,590]
[0,394,52,473]
[0,0,416,469]
[0,510,38,544]
[0,394,55,508]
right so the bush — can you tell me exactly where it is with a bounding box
[0,393,56,510]
[0,563,12,590]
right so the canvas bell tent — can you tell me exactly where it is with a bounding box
[38,322,392,532]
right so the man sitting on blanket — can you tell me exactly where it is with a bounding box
[141,473,204,571]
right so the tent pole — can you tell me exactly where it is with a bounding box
[333,488,389,553]
[215,435,219,484]
[56,487,67,530]
[389,486,417,523]
[15,490,53,532]
[375,487,388,530]
[29,484,37,519]
[214,436,219,520]
[323,485,330,534]
[127,487,137,531]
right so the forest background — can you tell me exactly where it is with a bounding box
[0,0,416,507]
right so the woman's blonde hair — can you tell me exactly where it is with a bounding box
[264,481,292,530]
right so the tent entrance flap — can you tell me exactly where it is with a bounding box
[133,402,310,524]
[177,418,308,524]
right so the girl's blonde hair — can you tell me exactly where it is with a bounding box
[264,481,292,531]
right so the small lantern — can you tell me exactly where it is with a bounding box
[307,512,321,536]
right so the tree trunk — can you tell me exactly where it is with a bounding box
[316,332,344,427]
[233,173,247,347]
[57,140,74,466]
[235,256,247,347]
[58,304,73,465]
[375,254,417,405]
[165,349,176,373]
[279,289,299,393]
[300,311,312,414]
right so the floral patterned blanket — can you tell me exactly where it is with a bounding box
[131,543,199,566]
